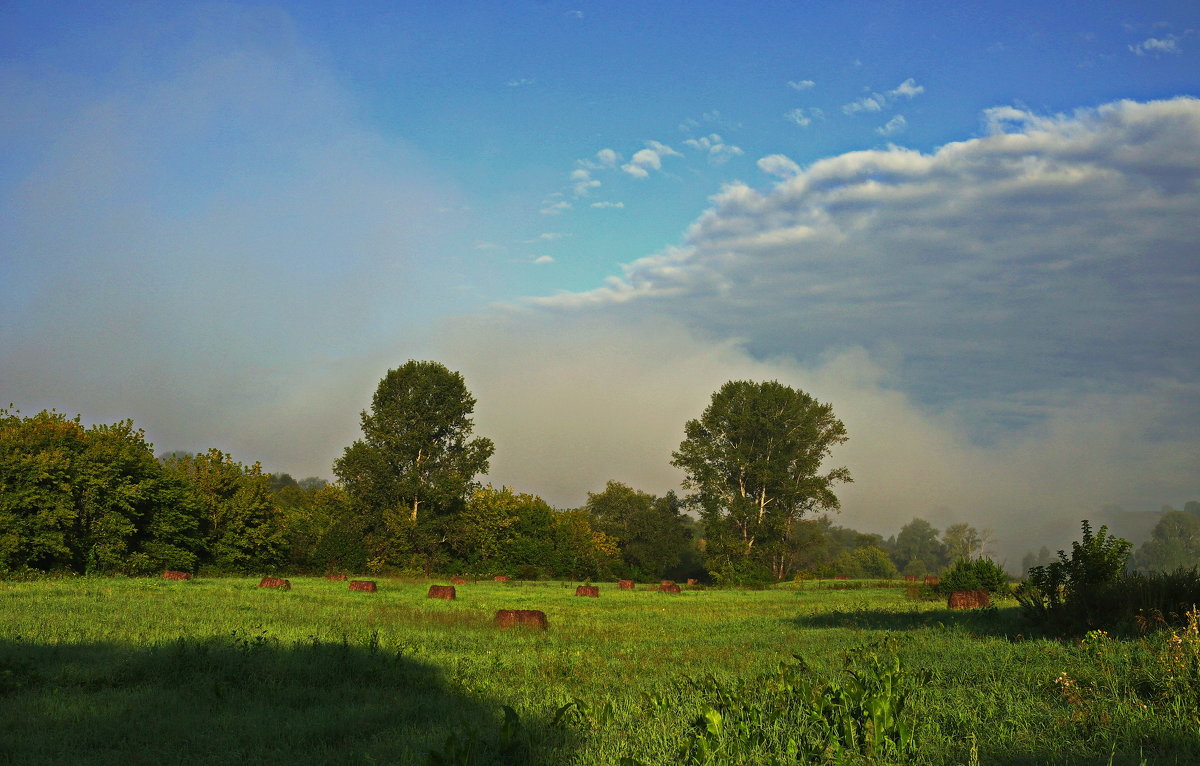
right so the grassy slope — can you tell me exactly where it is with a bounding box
[0,577,1197,765]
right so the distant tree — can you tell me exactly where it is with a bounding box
[672,380,851,581]
[585,481,692,580]
[942,523,982,561]
[334,361,494,570]
[1131,509,1200,572]
[894,518,947,572]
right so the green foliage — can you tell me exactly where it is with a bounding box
[1017,520,1133,632]
[894,518,948,574]
[585,482,693,580]
[334,361,494,570]
[674,642,929,763]
[162,449,285,574]
[672,380,850,582]
[937,557,1010,596]
[0,408,202,575]
[1131,508,1200,572]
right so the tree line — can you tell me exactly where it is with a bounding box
[5,362,1192,582]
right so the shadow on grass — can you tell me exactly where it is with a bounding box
[0,633,575,766]
[788,602,1028,638]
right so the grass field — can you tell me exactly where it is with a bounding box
[1,576,1198,765]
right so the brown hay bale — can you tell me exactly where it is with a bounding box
[617,579,635,590]
[427,584,456,600]
[661,580,676,587]
[494,609,547,630]
[450,576,468,585]
[924,575,940,586]
[324,573,348,581]
[659,583,682,594]
[161,570,191,581]
[258,577,291,590]
[575,585,600,597]
[904,575,918,581]
[948,589,991,610]
[349,580,377,593]
[686,578,699,586]
[493,575,510,582]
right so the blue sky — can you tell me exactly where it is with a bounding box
[3,1,1198,552]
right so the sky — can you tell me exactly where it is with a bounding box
[2,1,1199,559]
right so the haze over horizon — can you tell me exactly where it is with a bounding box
[3,2,1198,559]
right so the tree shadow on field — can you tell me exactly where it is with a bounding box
[0,634,576,766]
[788,603,1026,638]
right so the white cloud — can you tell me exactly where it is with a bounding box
[842,94,886,114]
[683,133,745,164]
[757,154,802,179]
[590,201,625,209]
[787,79,815,91]
[539,200,571,214]
[1129,36,1182,55]
[876,114,907,135]
[528,97,1200,476]
[890,77,925,98]
[621,141,679,177]
[570,168,601,196]
[785,107,823,127]
[579,148,621,170]
[532,255,555,264]
[506,77,534,87]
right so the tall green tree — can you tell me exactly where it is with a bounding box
[671,380,851,581]
[334,361,494,569]
[1132,509,1200,571]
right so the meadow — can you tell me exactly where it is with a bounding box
[1,576,1198,765]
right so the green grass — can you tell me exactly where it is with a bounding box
[1,576,1197,764]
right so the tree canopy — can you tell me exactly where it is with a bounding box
[671,380,850,581]
[334,361,494,569]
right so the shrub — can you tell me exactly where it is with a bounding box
[1016,520,1133,633]
[937,557,1010,596]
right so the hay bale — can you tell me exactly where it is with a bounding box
[258,577,291,590]
[349,580,377,593]
[450,576,468,585]
[904,575,918,581]
[575,585,600,597]
[924,575,940,586]
[948,589,991,610]
[659,583,682,594]
[324,573,348,581]
[427,585,456,600]
[161,570,191,581]
[493,575,510,582]
[494,609,547,630]
[617,579,635,590]
[686,578,699,586]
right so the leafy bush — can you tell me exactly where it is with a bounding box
[1016,520,1133,632]
[937,557,1010,596]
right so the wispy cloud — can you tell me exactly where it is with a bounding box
[876,114,907,135]
[785,107,823,127]
[505,77,534,87]
[590,201,625,209]
[1129,35,1183,56]
[787,79,815,91]
[532,255,555,264]
[890,77,925,98]
[539,200,571,215]
[843,78,924,115]
[621,141,680,178]
[757,154,801,179]
[570,168,601,196]
[683,133,744,164]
